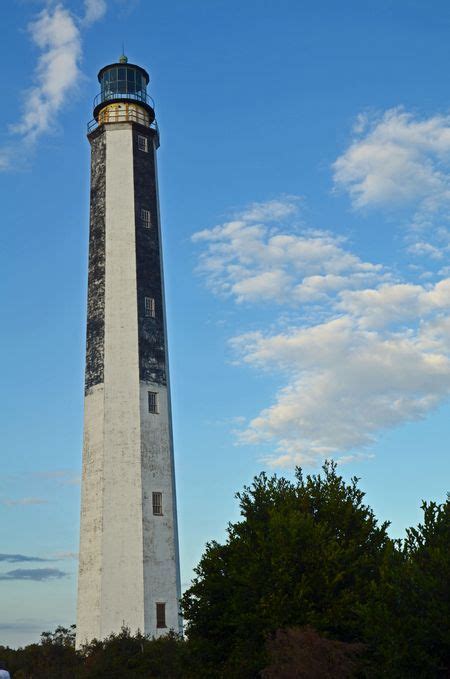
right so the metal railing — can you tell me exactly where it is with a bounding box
[87,107,160,138]
[93,90,155,110]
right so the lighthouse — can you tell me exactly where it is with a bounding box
[76,55,181,646]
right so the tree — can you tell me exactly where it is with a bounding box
[0,625,80,678]
[364,497,450,677]
[1,626,189,678]
[3,467,447,677]
[261,626,364,678]
[79,626,188,678]
[181,461,391,677]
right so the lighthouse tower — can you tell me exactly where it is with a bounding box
[76,55,181,646]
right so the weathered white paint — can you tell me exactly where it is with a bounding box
[140,383,180,634]
[150,140,182,633]
[77,383,104,644]
[77,122,181,647]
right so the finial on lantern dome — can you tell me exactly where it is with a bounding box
[119,43,128,63]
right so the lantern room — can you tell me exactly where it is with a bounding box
[92,54,155,127]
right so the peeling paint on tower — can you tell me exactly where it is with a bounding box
[76,57,181,648]
[85,130,106,393]
[133,128,167,386]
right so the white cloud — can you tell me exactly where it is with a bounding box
[407,241,445,260]
[83,0,107,25]
[192,198,385,305]
[337,279,450,328]
[233,311,450,466]
[11,5,82,145]
[232,269,293,303]
[240,198,299,222]
[194,197,450,467]
[333,108,450,213]
[1,1,109,169]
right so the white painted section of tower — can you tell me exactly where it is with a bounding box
[101,124,144,637]
[77,122,181,646]
[149,141,183,633]
[77,383,104,642]
[140,382,180,633]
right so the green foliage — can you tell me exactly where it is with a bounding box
[364,497,450,677]
[1,464,449,678]
[79,627,188,678]
[181,461,391,676]
[1,626,188,679]
[0,625,80,678]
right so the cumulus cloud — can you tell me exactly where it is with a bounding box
[333,109,450,261]
[337,279,450,328]
[192,198,385,305]
[0,568,67,582]
[333,108,450,212]
[194,197,450,467]
[233,315,450,466]
[240,198,299,222]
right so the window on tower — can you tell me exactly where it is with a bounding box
[138,135,148,152]
[144,297,155,318]
[141,208,151,228]
[156,603,166,628]
[148,391,159,414]
[152,492,163,515]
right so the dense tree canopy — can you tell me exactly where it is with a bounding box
[1,463,449,678]
[180,461,392,676]
[364,497,450,677]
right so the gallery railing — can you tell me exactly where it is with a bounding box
[87,106,160,146]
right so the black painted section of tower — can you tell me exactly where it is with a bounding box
[133,127,167,386]
[85,129,106,394]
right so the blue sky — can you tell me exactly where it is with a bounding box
[1,0,450,647]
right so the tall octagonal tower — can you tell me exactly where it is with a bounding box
[76,55,181,647]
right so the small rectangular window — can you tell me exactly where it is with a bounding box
[156,602,166,628]
[138,134,148,152]
[152,492,163,515]
[148,391,159,414]
[144,297,155,318]
[141,208,151,228]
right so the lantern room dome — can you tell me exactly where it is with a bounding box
[97,62,150,94]
[92,58,154,123]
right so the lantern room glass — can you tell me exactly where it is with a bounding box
[100,65,147,102]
